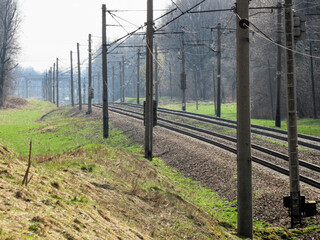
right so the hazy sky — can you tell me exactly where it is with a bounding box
[18,0,171,72]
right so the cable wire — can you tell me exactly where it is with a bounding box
[235,13,320,60]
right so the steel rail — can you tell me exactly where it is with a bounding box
[113,103,320,151]
[94,104,320,189]
[108,104,320,173]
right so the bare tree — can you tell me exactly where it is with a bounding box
[0,0,20,107]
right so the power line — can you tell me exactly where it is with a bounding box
[155,0,208,32]
[107,11,140,28]
[171,0,183,13]
[107,9,168,12]
[107,12,130,34]
[241,15,320,60]
[189,8,234,14]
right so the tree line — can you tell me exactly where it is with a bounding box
[0,0,19,107]
[100,0,319,119]
[8,0,320,120]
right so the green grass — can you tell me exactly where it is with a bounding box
[0,99,57,154]
[160,101,320,137]
[0,99,141,156]
[253,118,320,137]
[152,157,238,227]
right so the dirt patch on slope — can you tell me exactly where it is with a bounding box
[1,96,28,109]
[0,143,14,157]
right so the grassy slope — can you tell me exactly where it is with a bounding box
[160,101,320,137]
[0,99,317,239]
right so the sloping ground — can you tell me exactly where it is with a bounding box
[0,145,236,239]
[0,98,318,239]
[0,143,13,156]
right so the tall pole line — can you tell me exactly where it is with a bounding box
[213,65,217,115]
[122,56,125,103]
[236,0,252,238]
[181,33,186,111]
[45,71,48,101]
[102,4,109,138]
[112,66,115,103]
[56,58,59,107]
[275,2,282,127]
[137,49,140,105]
[53,63,55,104]
[98,73,101,104]
[119,61,122,102]
[145,0,154,160]
[170,65,172,100]
[87,33,93,114]
[284,0,301,227]
[48,68,52,102]
[268,60,274,120]
[77,43,82,110]
[42,74,45,101]
[70,51,74,107]
[309,41,317,119]
[155,44,159,104]
[217,23,221,118]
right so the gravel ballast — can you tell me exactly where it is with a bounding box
[107,110,320,230]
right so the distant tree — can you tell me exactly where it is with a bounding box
[0,0,20,107]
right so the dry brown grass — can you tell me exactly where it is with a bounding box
[0,96,28,109]
[0,143,237,239]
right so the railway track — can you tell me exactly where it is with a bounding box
[93,104,320,189]
[114,102,320,151]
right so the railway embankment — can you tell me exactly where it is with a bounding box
[0,98,319,239]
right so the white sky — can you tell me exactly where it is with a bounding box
[18,0,172,72]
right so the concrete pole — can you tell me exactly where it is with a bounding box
[102,4,109,138]
[70,51,74,107]
[145,0,154,160]
[83,81,86,104]
[213,65,217,115]
[284,0,301,227]
[309,41,317,119]
[45,72,48,101]
[170,65,172,100]
[137,49,140,105]
[112,66,115,103]
[77,43,82,110]
[56,58,59,107]
[122,56,125,103]
[236,0,252,238]
[268,60,274,120]
[87,33,92,114]
[48,68,52,102]
[42,76,45,101]
[25,79,29,98]
[53,63,55,104]
[119,61,122,102]
[181,33,186,111]
[155,44,159,104]
[217,23,221,117]
[98,73,101,104]
[275,2,282,127]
